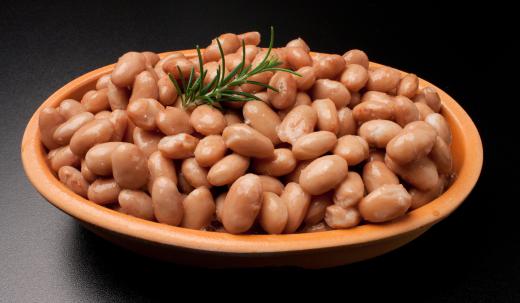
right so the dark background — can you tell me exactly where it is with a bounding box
[1,1,517,302]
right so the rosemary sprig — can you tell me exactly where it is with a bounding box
[169,26,300,109]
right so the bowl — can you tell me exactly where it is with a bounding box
[21,50,483,268]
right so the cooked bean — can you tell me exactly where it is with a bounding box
[325,205,361,229]
[386,121,437,164]
[343,49,369,69]
[312,79,351,109]
[111,52,147,88]
[58,166,89,198]
[277,105,317,144]
[182,187,215,229]
[235,44,259,62]
[222,123,274,158]
[129,71,159,102]
[337,107,357,136]
[293,66,316,91]
[154,53,184,78]
[304,194,332,226]
[69,119,114,157]
[118,190,154,220]
[158,133,199,159]
[253,148,296,177]
[385,154,439,191]
[415,102,435,120]
[95,74,111,90]
[88,178,121,205]
[240,70,272,93]
[214,33,242,54]
[177,172,194,194]
[81,160,96,183]
[242,101,281,144]
[267,71,297,109]
[133,127,161,157]
[188,104,226,136]
[286,38,310,52]
[413,86,441,112]
[142,51,160,67]
[333,135,369,166]
[349,92,362,108]
[193,135,226,168]
[358,119,402,148]
[394,95,420,127]
[127,98,164,131]
[302,222,331,233]
[107,79,129,110]
[362,160,399,193]
[258,175,284,195]
[397,73,419,98]
[53,112,94,145]
[84,142,121,176]
[410,176,446,209]
[259,192,288,234]
[94,111,111,120]
[340,64,368,92]
[39,107,66,150]
[366,66,401,92]
[425,113,451,144]
[148,150,177,185]
[181,158,211,188]
[352,100,394,123]
[81,89,110,114]
[284,160,311,184]
[299,155,348,195]
[162,57,195,79]
[222,174,263,234]
[157,75,178,106]
[313,54,346,79]
[292,131,337,160]
[333,172,364,208]
[215,192,227,222]
[281,182,311,233]
[207,153,249,186]
[312,98,340,134]
[221,52,252,72]
[359,184,411,223]
[155,107,192,136]
[361,91,394,104]
[278,92,312,120]
[224,110,243,126]
[49,145,80,172]
[284,47,313,70]
[58,99,86,119]
[108,109,128,142]
[430,136,453,174]
[111,143,149,189]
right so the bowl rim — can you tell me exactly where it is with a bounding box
[21,50,483,254]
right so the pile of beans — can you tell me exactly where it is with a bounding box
[39,30,454,234]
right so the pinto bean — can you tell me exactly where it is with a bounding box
[181,187,215,229]
[39,107,66,150]
[88,178,121,205]
[281,182,311,233]
[312,98,340,134]
[132,127,161,157]
[222,174,263,234]
[292,131,337,160]
[312,79,351,109]
[362,160,399,193]
[333,135,369,166]
[181,157,211,188]
[313,54,346,79]
[397,73,419,98]
[284,160,311,184]
[385,154,439,191]
[358,184,412,223]
[58,166,89,198]
[293,66,316,91]
[162,57,195,79]
[429,136,453,174]
[155,107,192,136]
[424,113,452,145]
[284,47,313,70]
[413,86,441,112]
[267,71,297,110]
[81,160,96,183]
[358,119,402,148]
[224,110,243,126]
[277,105,317,144]
[69,119,114,157]
[243,101,282,144]
[49,145,80,172]
[194,135,227,168]
[158,133,199,159]
[352,100,394,123]
[127,98,164,131]
[157,75,178,106]
[130,71,159,102]
[148,150,177,185]
[253,148,297,177]
[343,49,369,69]
[366,66,401,93]
[325,205,361,229]
[222,123,274,158]
[386,121,437,165]
[107,79,129,110]
[410,176,446,209]
[333,172,364,208]
[394,95,420,127]
[304,194,332,226]
[415,102,435,120]
[299,155,348,195]
[118,190,154,220]
[286,38,310,52]
[111,52,147,88]
[84,142,122,176]
[337,107,357,136]
[259,192,288,234]
[340,64,369,92]
[111,143,149,189]
[58,99,86,119]
[53,112,95,145]
[258,175,284,195]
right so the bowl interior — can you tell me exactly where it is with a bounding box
[21,50,483,254]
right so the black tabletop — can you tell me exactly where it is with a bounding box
[1,1,517,302]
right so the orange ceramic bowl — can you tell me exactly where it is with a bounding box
[21,50,483,268]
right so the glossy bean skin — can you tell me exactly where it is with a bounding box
[278,92,312,120]
[368,149,386,162]
[81,89,110,114]
[252,148,296,177]
[58,99,86,119]
[96,74,111,90]
[284,160,311,184]
[386,121,437,165]
[194,135,227,167]
[258,175,284,195]
[222,174,263,234]
[107,79,129,110]
[156,107,192,136]
[157,75,178,106]
[243,101,281,145]
[222,123,274,158]
[84,142,122,176]
[39,107,66,150]
[293,66,316,91]
[359,184,411,223]
[111,52,146,88]
[49,146,80,172]
[424,113,452,144]
[58,166,89,198]
[148,151,177,185]
[190,105,226,136]
[304,194,332,226]
[286,38,310,52]
[133,127,161,157]
[340,64,368,92]
[108,109,128,142]
[312,98,340,134]
[215,192,227,222]
[181,158,211,188]
[366,66,401,92]
[162,57,195,79]
[333,172,364,208]
[397,73,419,98]
[415,102,435,120]
[142,51,160,67]
[224,110,243,126]
[313,54,346,79]
[69,119,114,157]
[284,47,313,70]
[129,71,159,102]
[81,160,96,183]
[362,160,399,193]
[118,190,155,221]
[240,70,272,93]
[410,176,446,209]
[235,44,259,62]
[111,143,149,189]
[281,182,311,233]
[207,33,242,60]
[88,178,121,205]
[259,192,288,234]
[361,91,394,104]
[333,135,369,166]
[181,187,215,229]
[358,119,402,148]
[343,49,369,69]
[349,92,362,108]
[154,53,185,78]
[268,72,297,110]
[337,107,357,136]
[277,105,317,144]
[94,111,111,120]
[413,87,441,112]
[352,100,394,124]
[385,154,439,191]
[299,155,348,195]
[312,79,351,109]
[177,172,194,194]
[292,131,337,160]
[207,153,249,186]
[430,136,453,174]
[394,96,420,127]
[325,205,361,229]
[127,98,164,131]
[158,134,199,159]
[53,112,95,145]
